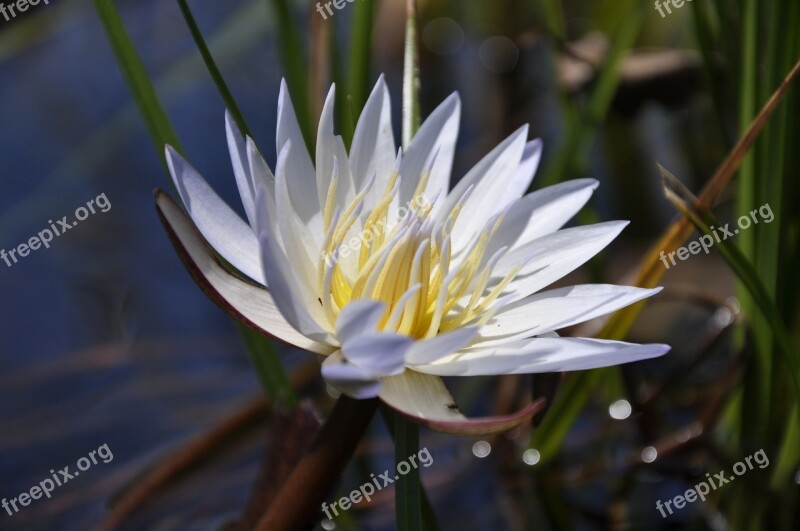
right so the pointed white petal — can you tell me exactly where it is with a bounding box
[332,136,358,228]
[415,337,670,376]
[245,137,279,226]
[342,333,412,376]
[155,191,333,354]
[316,84,337,210]
[336,300,386,343]
[254,181,334,342]
[225,110,258,228]
[494,221,629,303]
[165,146,265,285]
[445,126,529,254]
[379,370,545,435]
[246,137,276,189]
[274,142,322,293]
[351,75,397,209]
[485,179,598,262]
[314,89,358,214]
[498,139,543,207]
[399,93,461,216]
[322,350,383,399]
[277,80,324,239]
[405,327,479,365]
[243,139,284,258]
[476,284,662,346]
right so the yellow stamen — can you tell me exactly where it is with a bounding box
[316,168,526,340]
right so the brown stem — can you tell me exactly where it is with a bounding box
[254,396,379,531]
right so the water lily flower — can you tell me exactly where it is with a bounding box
[155,76,669,435]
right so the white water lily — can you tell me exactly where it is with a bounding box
[156,76,669,435]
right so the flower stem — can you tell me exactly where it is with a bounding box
[401,0,420,151]
[254,396,377,531]
[394,414,422,530]
[238,326,298,412]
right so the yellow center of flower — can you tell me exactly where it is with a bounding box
[316,169,522,339]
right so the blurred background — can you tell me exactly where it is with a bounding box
[0,0,797,529]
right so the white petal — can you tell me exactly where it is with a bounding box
[244,139,283,253]
[155,191,333,354]
[399,93,461,217]
[277,80,324,241]
[405,327,479,365]
[336,300,386,343]
[165,146,265,285]
[414,337,670,376]
[314,122,358,222]
[334,135,358,207]
[322,350,382,399]
[351,75,397,209]
[245,137,279,229]
[316,84,337,210]
[342,332,412,376]
[246,138,276,189]
[485,179,598,262]
[254,182,333,342]
[497,139,543,207]
[475,284,662,346]
[494,221,629,303]
[445,125,529,254]
[225,110,258,228]
[331,138,360,276]
[274,142,321,293]
[379,370,545,435]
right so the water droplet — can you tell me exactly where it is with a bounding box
[321,519,336,530]
[608,399,632,420]
[641,446,658,463]
[710,307,734,329]
[472,440,491,458]
[522,449,541,465]
[676,428,692,443]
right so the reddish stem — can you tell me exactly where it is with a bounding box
[254,396,378,531]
